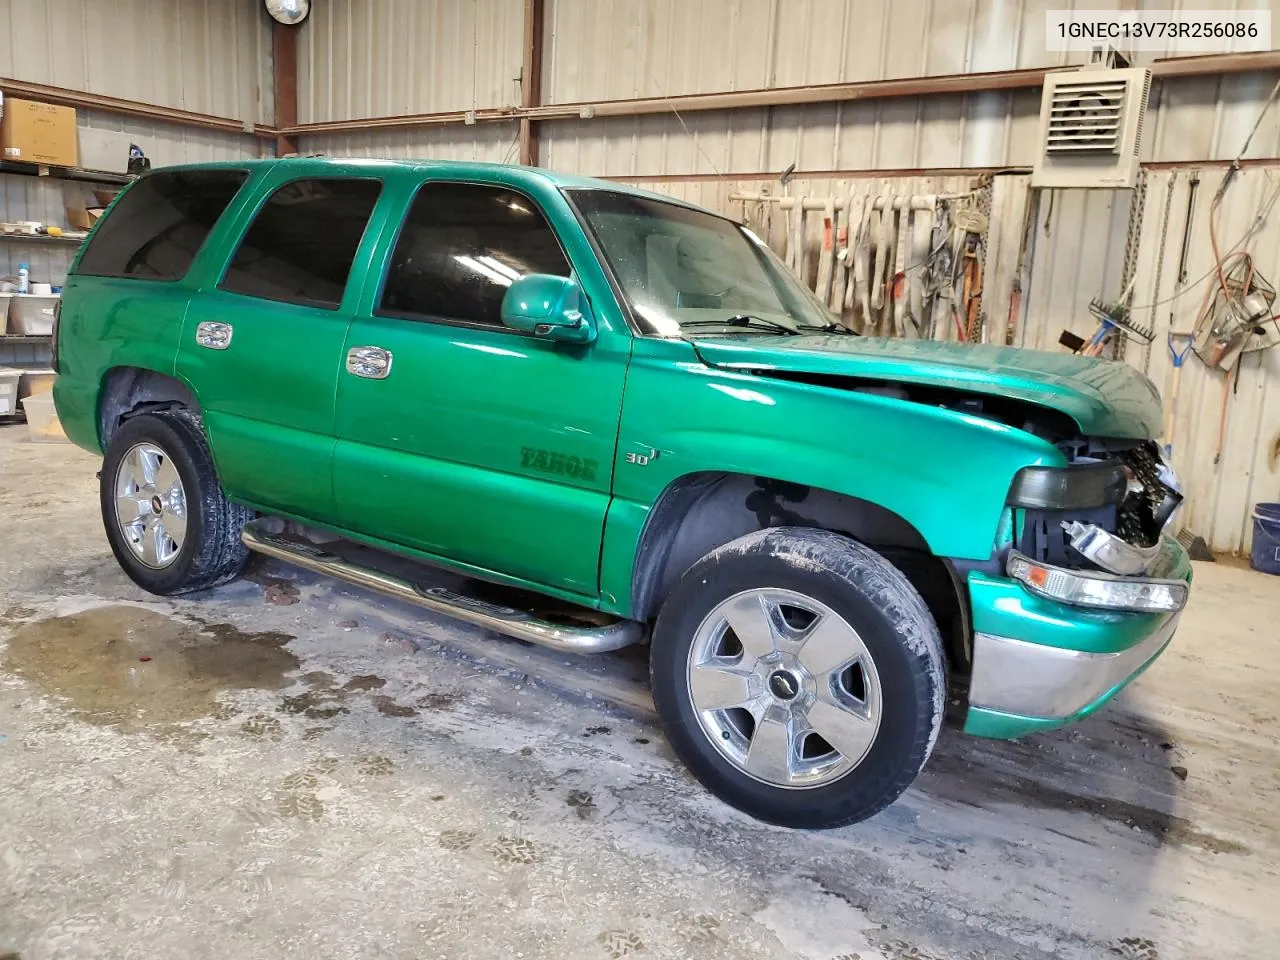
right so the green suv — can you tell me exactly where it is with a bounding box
[53,158,1191,828]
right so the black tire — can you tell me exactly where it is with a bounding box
[650,527,946,829]
[100,410,252,595]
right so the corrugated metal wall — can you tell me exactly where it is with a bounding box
[295,0,1280,176]
[535,71,1280,177]
[0,0,270,373]
[1015,167,1280,555]
[297,0,525,122]
[298,123,520,164]
[0,0,273,124]
[544,0,1275,101]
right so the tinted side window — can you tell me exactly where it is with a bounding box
[379,183,570,327]
[220,178,382,309]
[74,169,248,280]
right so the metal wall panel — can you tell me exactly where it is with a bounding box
[297,0,525,122]
[298,122,520,164]
[533,72,1279,178]
[0,0,273,123]
[543,0,1276,103]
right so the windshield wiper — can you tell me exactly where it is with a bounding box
[797,321,857,335]
[680,314,800,336]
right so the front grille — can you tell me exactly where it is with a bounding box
[1118,444,1167,548]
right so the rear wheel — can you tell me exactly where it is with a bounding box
[100,411,252,595]
[650,527,945,828]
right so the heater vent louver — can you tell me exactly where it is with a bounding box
[1032,68,1151,189]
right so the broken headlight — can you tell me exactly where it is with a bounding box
[1006,461,1127,510]
[1008,552,1188,613]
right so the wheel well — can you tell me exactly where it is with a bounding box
[99,367,199,446]
[631,472,971,670]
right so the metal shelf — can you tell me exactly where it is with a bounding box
[0,335,52,344]
[0,160,131,185]
[0,233,84,245]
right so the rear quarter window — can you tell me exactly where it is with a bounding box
[73,169,248,281]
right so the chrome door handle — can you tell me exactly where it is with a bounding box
[346,345,393,380]
[195,321,233,350]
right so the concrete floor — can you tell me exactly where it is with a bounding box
[1,424,1278,960]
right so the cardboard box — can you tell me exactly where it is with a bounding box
[1,98,78,167]
[64,198,105,231]
[78,126,132,174]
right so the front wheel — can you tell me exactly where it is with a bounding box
[100,410,253,595]
[650,527,946,829]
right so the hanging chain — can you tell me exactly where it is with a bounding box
[1115,170,1148,361]
[1140,174,1176,372]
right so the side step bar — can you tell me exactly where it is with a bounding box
[241,519,644,655]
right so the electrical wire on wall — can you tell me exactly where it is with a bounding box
[1190,77,1280,464]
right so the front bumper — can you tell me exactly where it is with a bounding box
[963,535,1191,739]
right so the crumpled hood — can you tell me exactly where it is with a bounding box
[690,334,1163,440]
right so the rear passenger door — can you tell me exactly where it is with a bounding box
[177,173,385,519]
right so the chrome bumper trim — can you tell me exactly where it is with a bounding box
[968,615,1179,720]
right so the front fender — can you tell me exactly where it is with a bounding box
[598,338,1066,616]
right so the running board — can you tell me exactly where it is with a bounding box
[240,519,643,655]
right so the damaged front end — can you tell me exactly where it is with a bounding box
[1008,441,1182,575]
[962,440,1192,738]
[1001,441,1188,613]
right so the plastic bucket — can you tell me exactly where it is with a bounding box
[1252,503,1280,575]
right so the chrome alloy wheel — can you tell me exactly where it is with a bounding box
[686,588,883,789]
[114,442,188,569]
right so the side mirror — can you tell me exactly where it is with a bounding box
[500,274,595,344]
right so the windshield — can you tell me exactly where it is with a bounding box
[570,189,838,336]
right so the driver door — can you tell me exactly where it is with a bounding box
[330,179,630,599]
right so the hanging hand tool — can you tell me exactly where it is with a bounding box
[869,198,888,333]
[892,202,911,337]
[908,202,932,337]
[841,194,863,316]
[829,193,855,314]
[1164,332,1194,459]
[787,193,807,276]
[814,197,836,306]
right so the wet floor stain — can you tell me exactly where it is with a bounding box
[372,695,417,717]
[342,675,386,692]
[0,604,35,624]
[279,690,349,720]
[3,606,297,735]
[416,691,461,711]
[491,835,538,865]
[1110,937,1160,959]
[567,789,597,820]
[355,754,395,776]
[276,670,419,723]
[924,752,1249,855]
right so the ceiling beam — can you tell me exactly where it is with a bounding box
[0,77,276,139]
